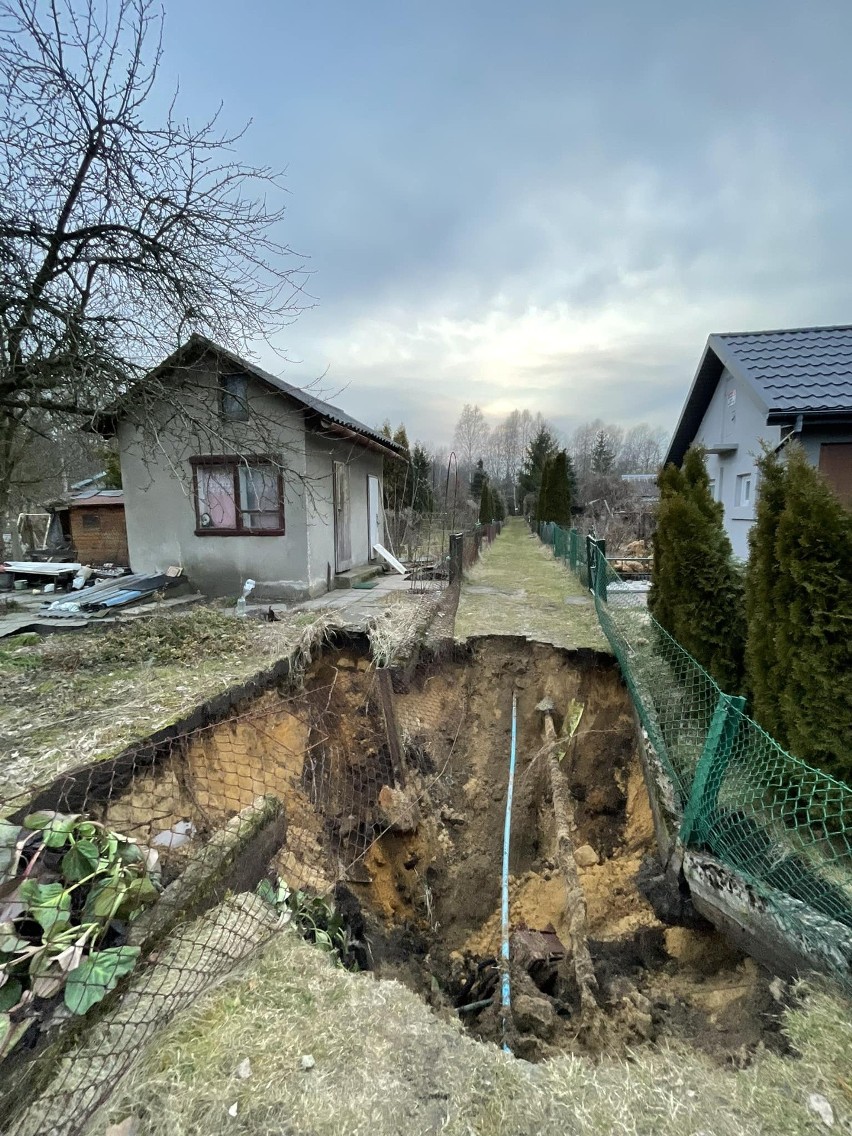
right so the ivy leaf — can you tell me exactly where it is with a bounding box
[61,839,100,882]
[63,946,140,1016]
[0,979,22,1012]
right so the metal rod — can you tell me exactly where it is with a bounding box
[501,689,518,1054]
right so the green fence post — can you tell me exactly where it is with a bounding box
[678,693,746,848]
[594,538,607,602]
[569,529,578,572]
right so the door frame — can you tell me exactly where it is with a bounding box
[367,473,381,562]
[333,461,352,573]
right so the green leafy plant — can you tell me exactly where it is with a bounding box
[256,877,354,962]
[0,811,161,1059]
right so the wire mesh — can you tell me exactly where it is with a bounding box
[0,635,469,1136]
[538,522,852,990]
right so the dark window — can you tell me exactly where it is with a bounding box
[191,456,284,535]
[219,374,249,422]
[81,512,100,530]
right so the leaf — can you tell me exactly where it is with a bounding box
[83,879,127,920]
[0,923,29,954]
[0,822,21,850]
[22,811,56,831]
[116,875,158,917]
[19,880,71,934]
[0,1011,29,1059]
[63,946,140,1016]
[61,839,100,882]
[116,840,143,866]
[0,979,22,1012]
[41,814,81,850]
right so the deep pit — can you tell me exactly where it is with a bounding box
[98,636,784,1066]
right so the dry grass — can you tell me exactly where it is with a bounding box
[92,928,852,1136]
[455,520,607,650]
[0,607,333,804]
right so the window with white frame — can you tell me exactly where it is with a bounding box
[735,473,752,508]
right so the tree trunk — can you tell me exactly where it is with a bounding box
[541,709,600,1020]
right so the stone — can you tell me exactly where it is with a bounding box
[440,807,466,826]
[377,785,421,834]
[513,993,555,1038]
[301,1054,316,1071]
[574,844,599,868]
[807,1093,834,1127]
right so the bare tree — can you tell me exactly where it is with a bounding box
[0,0,307,545]
[453,403,489,483]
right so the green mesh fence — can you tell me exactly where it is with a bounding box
[538,522,852,987]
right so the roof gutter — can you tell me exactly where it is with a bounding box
[314,417,406,460]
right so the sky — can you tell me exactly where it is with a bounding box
[161,0,852,448]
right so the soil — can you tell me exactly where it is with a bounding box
[347,638,786,1067]
[90,634,785,1068]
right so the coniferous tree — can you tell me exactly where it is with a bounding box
[535,456,554,524]
[410,443,435,513]
[746,445,852,778]
[478,478,493,524]
[519,427,559,505]
[381,421,411,511]
[470,459,487,501]
[547,451,572,526]
[649,447,745,691]
[590,430,615,474]
[493,488,506,522]
[743,449,787,740]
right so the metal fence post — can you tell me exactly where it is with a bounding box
[449,533,463,583]
[569,528,578,572]
[678,693,746,849]
[594,538,607,602]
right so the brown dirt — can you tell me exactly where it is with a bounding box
[90,634,784,1068]
[352,638,785,1066]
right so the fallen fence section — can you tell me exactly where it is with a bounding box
[538,521,852,992]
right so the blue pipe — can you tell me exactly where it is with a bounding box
[501,689,518,1054]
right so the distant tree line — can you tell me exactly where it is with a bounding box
[650,444,852,783]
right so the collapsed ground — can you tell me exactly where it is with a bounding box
[79,634,851,1136]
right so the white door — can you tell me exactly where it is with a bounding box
[367,475,381,561]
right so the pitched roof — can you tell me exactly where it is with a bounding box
[665,324,852,466]
[100,335,405,456]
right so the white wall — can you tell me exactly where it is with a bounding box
[694,367,779,559]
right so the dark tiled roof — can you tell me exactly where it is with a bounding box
[665,324,852,466]
[711,325,852,413]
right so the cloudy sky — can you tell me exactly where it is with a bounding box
[165,0,852,447]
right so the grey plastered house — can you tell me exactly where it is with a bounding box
[665,326,852,558]
[98,336,404,600]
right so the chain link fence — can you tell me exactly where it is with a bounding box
[0,622,471,1136]
[539,522,852,990]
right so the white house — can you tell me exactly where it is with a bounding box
[98,336,404,600]
[665,326,852,558]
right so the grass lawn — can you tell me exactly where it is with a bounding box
[93,928,852,1136]
[454,518,608,651]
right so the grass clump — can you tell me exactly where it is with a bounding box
[41,608,261,670]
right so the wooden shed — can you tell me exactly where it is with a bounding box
[68,489,129,566]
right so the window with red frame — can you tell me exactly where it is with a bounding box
[192,457,284,534]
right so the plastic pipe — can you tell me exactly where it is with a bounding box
[501,689,518,1054]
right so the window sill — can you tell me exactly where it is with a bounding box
[194,529,285,537]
